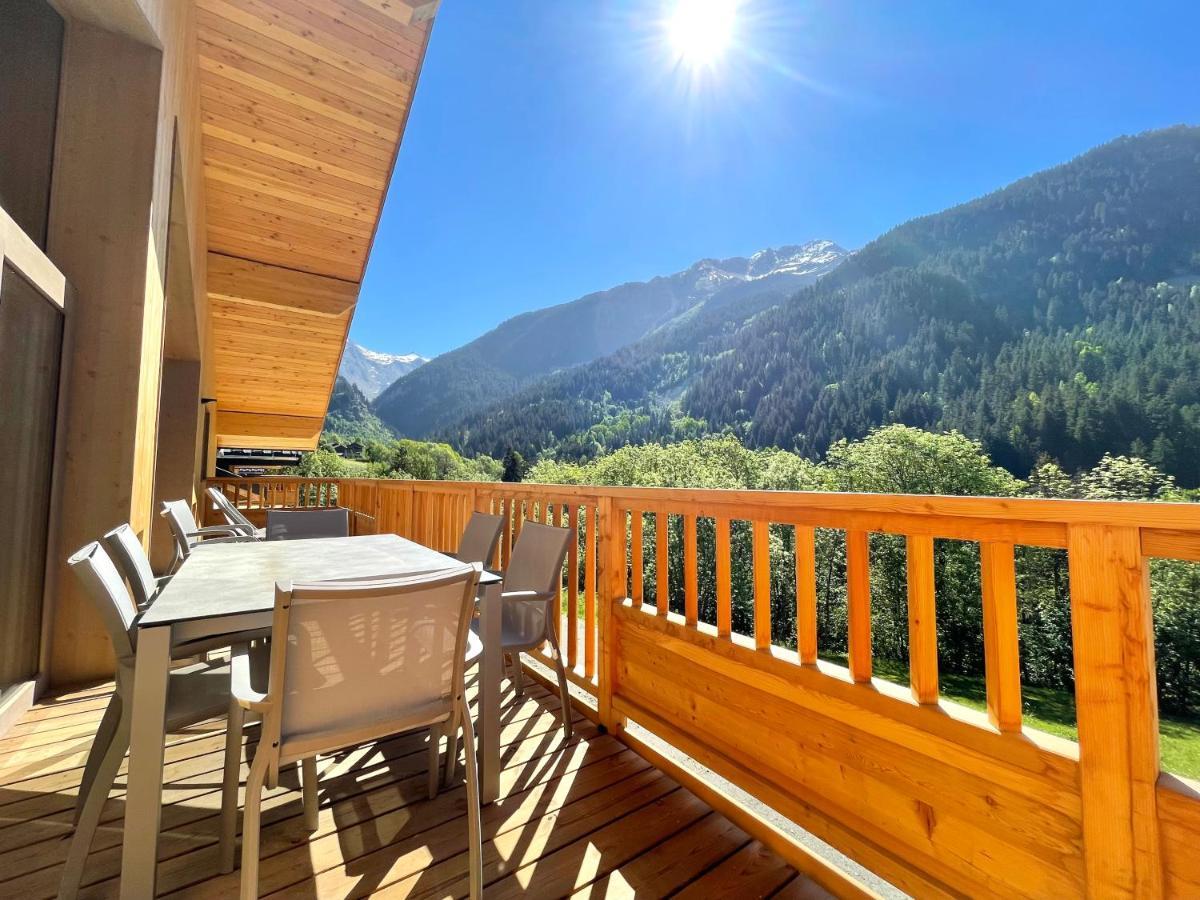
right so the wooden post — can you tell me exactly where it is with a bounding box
[1068,524,1163,898]
[753,521,771,650]
[597,497,626,732]
[716,517,732,638]
[684,513,699,626]
[795,525,818,664]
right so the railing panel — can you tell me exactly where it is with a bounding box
[203,476,1200,898]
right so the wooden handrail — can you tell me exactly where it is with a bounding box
[204,475,1200,897]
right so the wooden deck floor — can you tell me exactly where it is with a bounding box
[0,676,827,898]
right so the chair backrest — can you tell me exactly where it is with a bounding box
[261,565,479,762]
[66,542,137,666]
[501,522,573,645]
[102,523,159,609]
[161,499,200,563]
[266,508,349,541]
[206,487,257,534]
[456,512,504,566]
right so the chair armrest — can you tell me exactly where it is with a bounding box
[500,589,556,603]
[188,524,245,538]
[193,534,258,546]
[231,648,271,713]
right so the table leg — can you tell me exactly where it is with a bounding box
[120,624,172,899]
[477,582,501,804]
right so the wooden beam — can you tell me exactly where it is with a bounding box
[206,252,358,316]
[214,409,323,450]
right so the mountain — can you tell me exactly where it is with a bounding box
[440,127,1200,486]
[323,377,395,444]
[372,241,847,437]
[338,342,426,400]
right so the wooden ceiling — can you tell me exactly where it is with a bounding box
[196,0,436,449]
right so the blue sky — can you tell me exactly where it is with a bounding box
[351,0,1200,358]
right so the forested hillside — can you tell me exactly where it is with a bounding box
[323,377,394,444]
[373,241,845,439]
[441,127,1200,485]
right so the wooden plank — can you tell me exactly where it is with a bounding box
[656,512,670,616]
[980,541,1021,732]
[795,525,817,665]
[1068,524,1163,897]
[907,534,938,705]
[684,513,699,627]
[846,530,872,683]
[213,410,323,449]
[716,517,732,639]
[753,521,771,650]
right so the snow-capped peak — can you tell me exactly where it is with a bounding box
[354,343,426,366]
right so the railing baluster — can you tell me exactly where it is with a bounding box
[907,534,938,704]
[684,513,699,627]
[847,529,872,682]
[795,525,817,665]
[630,508,644,606]
[715,516,731,638]
[980,541,1021,731]
[654,512,669,616]
[567,502,579,671]
[585,503,597,678]
[753,520,771,650]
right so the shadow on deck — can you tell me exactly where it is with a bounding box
[0,675,827,898]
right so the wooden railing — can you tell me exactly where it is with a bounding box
[204,476,1200,898]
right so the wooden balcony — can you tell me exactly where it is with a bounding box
[194,476,1200,898]
[0,670,837,898]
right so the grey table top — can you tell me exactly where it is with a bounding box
[140,534,499,627]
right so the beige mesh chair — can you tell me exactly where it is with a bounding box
[446,522,573,787]
[452,512,504,567]
[102,522,272,661]
[206,486,266,540]
[101,522,169,611]
[62,542,250,900]
[229,565,484,900]
[161,498,256,572]
[265,507,349,541]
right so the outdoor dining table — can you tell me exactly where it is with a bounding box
[118,533,504,899]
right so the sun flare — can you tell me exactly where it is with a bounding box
[666,0,738,68]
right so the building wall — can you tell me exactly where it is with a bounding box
[42,0,212,685]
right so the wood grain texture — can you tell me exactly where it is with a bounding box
[1068,525,1163,897]
[753,521,771,650]
[906,534,938,704]
[684,513,699,627]
[795,525,817,664]
[715,517,732,639]
[980,541,1022,731]
[846,530,872,683]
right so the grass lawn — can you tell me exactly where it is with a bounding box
[826,655,1200,779]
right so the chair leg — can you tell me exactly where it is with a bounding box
[73,693,122,826]
[443,704,461,787]
[547,631,573,739]
[511,650,524,697]
[459,697,483,900]
[59,707,130,900]
[220,702,245,873]
[239,753,270,900]
[301,756,319,832]
[424,729,439,801]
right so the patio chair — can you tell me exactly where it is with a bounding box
[206,486,266,539]
[228,565,484,900]
[452,511,504,567]
[61,542,257,900]
[264,507,349,541]
[161,498,256,572]
[102,522,272,661]
[446,522,573,786]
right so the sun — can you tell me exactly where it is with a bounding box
[666,0,738,68]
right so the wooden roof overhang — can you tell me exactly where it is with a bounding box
[196,0,436,449]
